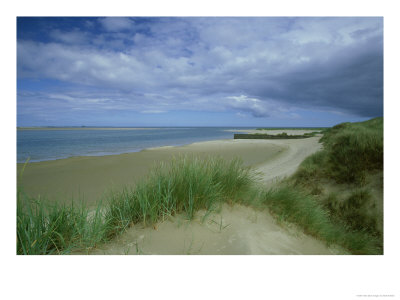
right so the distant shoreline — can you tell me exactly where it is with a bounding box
[17,127,163,131]
[17,126,327,131]
[17,128,320,163]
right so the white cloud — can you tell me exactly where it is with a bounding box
[225,95,290,118]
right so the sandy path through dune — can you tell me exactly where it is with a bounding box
[87,203,344,255]
[254,135,323,186]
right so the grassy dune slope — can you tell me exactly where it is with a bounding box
[279,117,384,254]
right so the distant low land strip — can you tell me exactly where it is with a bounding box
[234,132,319,139]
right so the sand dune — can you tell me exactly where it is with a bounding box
[87,203,345,255]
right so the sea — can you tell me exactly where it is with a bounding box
[17,127,251,163]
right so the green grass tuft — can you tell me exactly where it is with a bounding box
[321,117,383,184]
[323,189,380,235]
[17,195,108,254]
[104,155,256,234]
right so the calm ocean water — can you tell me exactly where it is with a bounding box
[17,127,249,163]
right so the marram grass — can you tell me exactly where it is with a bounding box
[261,185,382,254]
[104,155,256,236]
[288,117,383,254]
[17,195,109,254]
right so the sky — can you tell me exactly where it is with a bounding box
[17,17,383,127]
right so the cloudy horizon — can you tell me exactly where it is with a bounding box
[17,17,383,127]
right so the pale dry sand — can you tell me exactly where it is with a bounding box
[254,136,323,187]
[86,203,346,255]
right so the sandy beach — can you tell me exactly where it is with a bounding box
[17,131,321,205]
[18,138,287,205]
[18,131,339,254]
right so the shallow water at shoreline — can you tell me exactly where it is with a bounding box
[17,127,250,163]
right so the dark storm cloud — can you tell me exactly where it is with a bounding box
[250,35,383,117]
